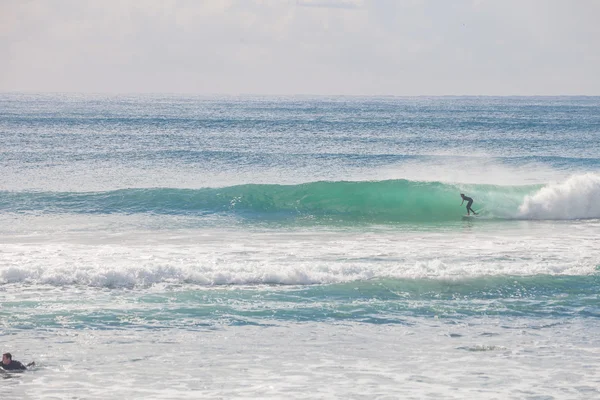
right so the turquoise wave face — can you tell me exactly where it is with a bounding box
[0,180,539,223]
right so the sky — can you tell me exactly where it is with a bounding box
[1,0,599,95]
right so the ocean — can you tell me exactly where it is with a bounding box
[1,94,599,399]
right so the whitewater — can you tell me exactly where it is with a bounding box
[1,94,600,399]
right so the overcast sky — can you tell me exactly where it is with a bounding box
[1,0,599,95]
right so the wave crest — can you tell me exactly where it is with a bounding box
[519,173,600,220]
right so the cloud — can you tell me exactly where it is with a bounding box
[1,0,599,95]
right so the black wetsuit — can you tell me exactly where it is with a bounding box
[1,360,27,370]
[463,196,476,214]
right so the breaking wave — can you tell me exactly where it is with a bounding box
[1,174,598,223]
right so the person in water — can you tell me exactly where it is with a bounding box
[460,193,478,215]
[1,353,35,370]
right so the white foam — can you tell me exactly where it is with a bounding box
[8,320,600,400]
[519,173,600,219]
[1,223,598,288]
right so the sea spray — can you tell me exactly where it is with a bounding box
[519,173,600,219]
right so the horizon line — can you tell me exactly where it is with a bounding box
[1,91,599,98]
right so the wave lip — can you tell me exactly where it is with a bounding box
[519,173,600,220]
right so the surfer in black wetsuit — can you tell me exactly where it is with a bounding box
[460,194,478,216]
[1,353,35,370]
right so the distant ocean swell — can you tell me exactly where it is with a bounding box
[1,174,599,222]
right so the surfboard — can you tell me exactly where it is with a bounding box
[1,369,17,379]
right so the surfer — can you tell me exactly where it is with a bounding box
[1,353,35,370]
[460,194,478,216]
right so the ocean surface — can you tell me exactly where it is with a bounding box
[1,94,599,399]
